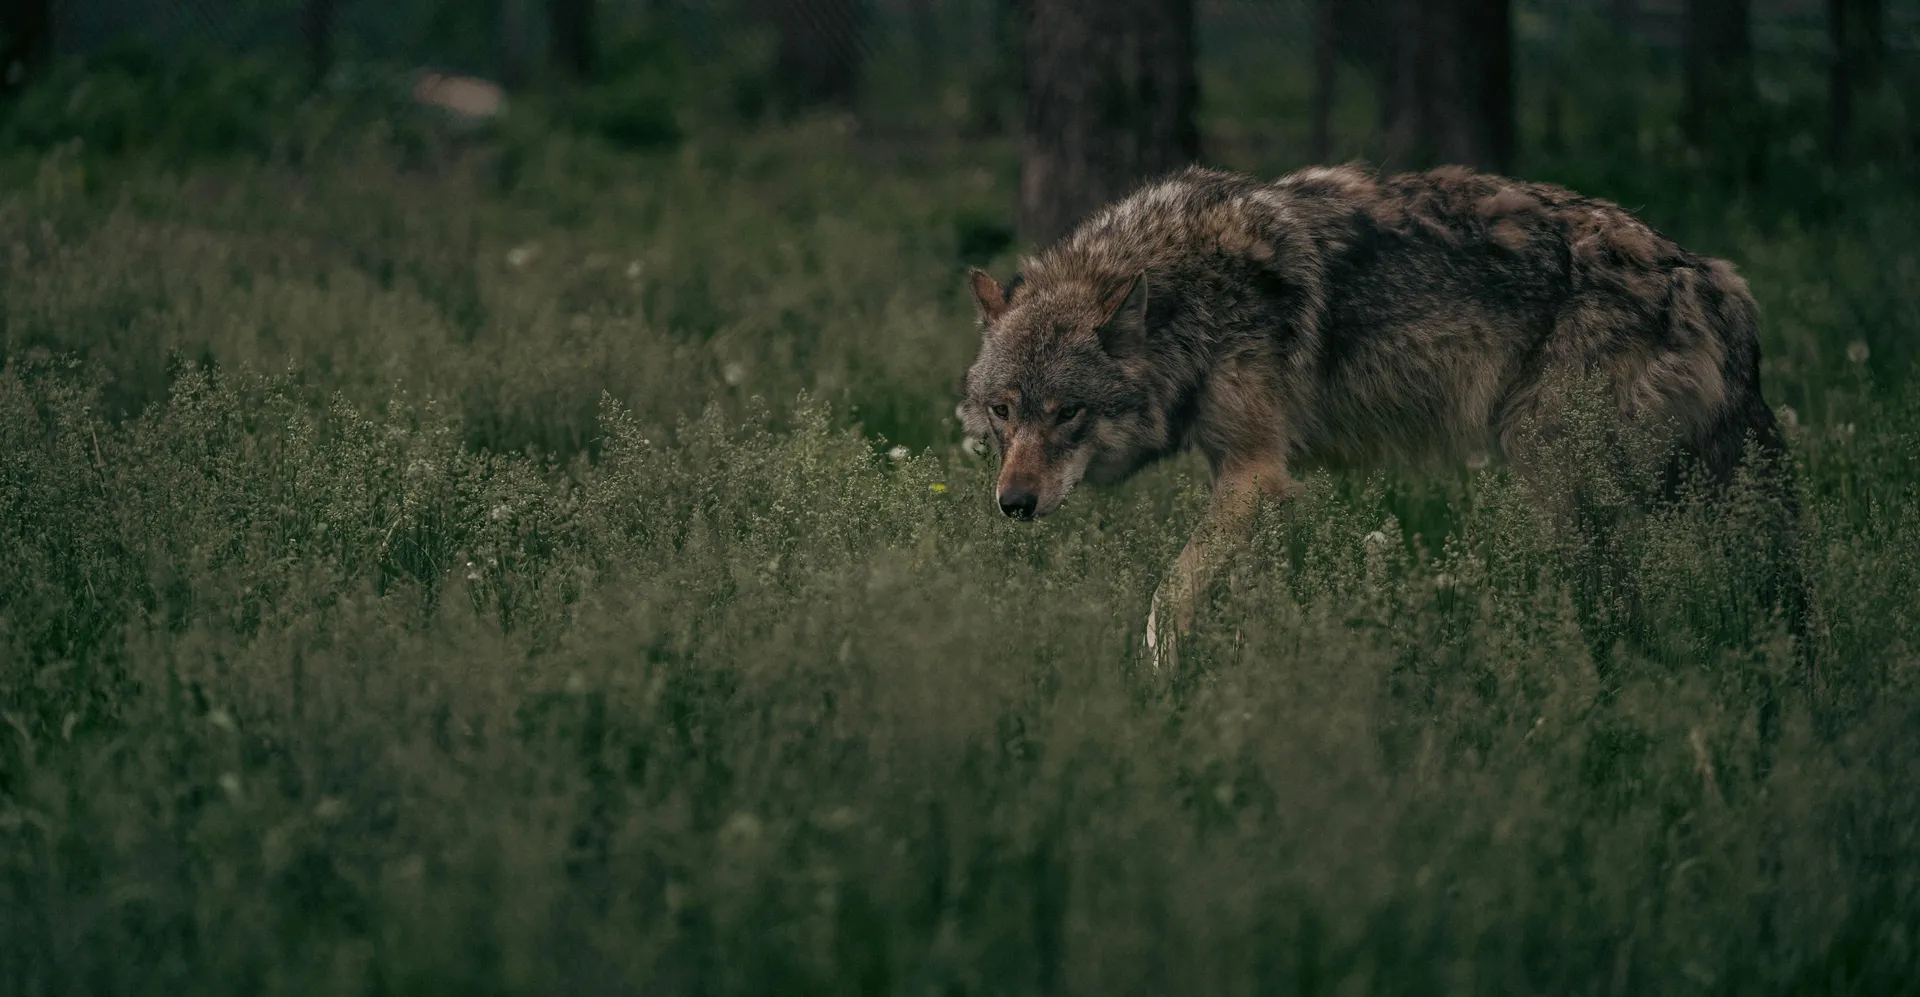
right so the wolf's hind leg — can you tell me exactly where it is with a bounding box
[1148,454,1297,672]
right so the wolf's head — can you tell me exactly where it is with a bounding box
[958,267,1167,519]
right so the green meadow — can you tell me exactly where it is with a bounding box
[3,27,1918,995]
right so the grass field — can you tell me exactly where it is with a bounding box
[3,32,1919,995]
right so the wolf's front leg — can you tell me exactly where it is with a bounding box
[1147,456,1295,672]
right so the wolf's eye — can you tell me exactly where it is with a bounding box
[990,404,1010,420]
[1056,405,1083,424]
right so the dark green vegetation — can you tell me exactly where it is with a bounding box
[4,26,1920,997]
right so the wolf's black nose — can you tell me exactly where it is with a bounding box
[999,490,1038,519]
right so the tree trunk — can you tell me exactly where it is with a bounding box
[1380,0,1513,174]
[500,0,530,89]
[1019,0,1198,247]
[752,0,870,111]
[1610,0,1635,35]
[908,0,940,87]
[551,0,594,79]
[0,0,52,93]
[1310,0,1338,163]
[1682,0,1752,146]
[1827,0,1885,159]
[302,0,338,88]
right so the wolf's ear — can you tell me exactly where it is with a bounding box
[968,268,1010,326]
[1095,273,1149,353]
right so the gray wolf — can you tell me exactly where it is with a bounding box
[957,163,1804,669]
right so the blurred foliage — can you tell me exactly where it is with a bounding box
[0,39,314,160]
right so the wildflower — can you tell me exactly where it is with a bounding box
[218,772,243,800]
[929,482,948,494]
[207,708,236,732]
[888,445,910,461]
[1364,530,1389,550]
[1778,405,1799,431]
[626,260,644,280]
[722,362,746,386]
[505,244,538,269]
[1847,340,1870,365]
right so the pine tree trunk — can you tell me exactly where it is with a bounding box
[302,0,337,88]
[1683,0,1752,145]
[1,0,52,93]
[753,0,870,111]
[909,0,940,87]
[1310,0,1338,163]
[500,0,530,89]
[1380,0,1513,174]
[1610,0,1635,34]
[1828,0,1885,159]
[551,0,594,79]
[1019,0,1198,246]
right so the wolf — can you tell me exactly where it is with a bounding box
[957,162,1805,669]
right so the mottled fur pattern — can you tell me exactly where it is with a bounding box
[959,163,1799,668]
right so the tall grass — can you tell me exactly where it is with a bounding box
[3,36,1919,995]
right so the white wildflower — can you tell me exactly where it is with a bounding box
[722,363,746,386]
[505,243,538,269]
[887,445,910,461]
[1847,340,1869,365]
